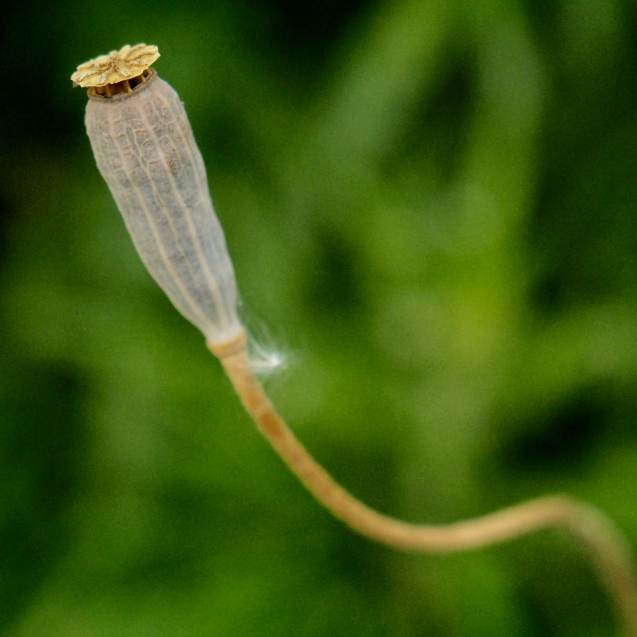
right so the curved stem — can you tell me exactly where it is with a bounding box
[208,330,637,636]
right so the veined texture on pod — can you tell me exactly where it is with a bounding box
[84,70,242,344]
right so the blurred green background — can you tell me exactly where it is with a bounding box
[1,0,637,635]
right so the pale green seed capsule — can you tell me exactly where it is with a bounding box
[76,46,242,345]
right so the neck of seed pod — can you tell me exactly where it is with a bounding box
[89,68,153,98]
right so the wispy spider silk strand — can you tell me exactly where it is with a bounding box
[74,45,637,636]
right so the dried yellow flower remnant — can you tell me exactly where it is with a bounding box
[71,44,160,88]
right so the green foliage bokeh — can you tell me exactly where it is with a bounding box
[1,0,637,635]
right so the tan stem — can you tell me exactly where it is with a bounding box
[208,330,637,636]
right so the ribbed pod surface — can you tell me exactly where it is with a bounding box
[85,72,241,344]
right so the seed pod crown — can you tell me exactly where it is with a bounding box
[72,44,160,89]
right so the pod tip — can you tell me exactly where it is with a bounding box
[71,44,160,94]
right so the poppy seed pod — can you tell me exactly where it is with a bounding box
[71,50,637,634]
[75,45,242,345]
